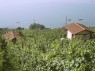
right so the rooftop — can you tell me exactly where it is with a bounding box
[65,22,93,34]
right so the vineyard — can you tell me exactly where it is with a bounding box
[0,29,95,71]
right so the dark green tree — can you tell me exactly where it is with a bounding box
[16,27,24,30]
[29,23,45,30]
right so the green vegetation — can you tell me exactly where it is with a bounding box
[90,27,95,31]
[29,23,45,30]
[16,27,25,30]
[0,29,95,71]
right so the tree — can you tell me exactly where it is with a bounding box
[16,27,24,30]
[29,23,45,30]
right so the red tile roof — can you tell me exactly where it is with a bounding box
[65,23,93,34]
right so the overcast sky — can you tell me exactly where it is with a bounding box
[0,0,95,28]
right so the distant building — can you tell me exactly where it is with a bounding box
[65,23,94,40]
[2,31,24,44]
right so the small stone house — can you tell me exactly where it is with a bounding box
[65,23,94,40]
[2,31,23,44]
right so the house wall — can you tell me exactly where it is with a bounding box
[74,31,91,40]
[67,30,91,40]
[85,34,90,40]
[67,30,72,39]
[74,34,90,40]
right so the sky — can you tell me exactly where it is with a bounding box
[0,0,95,28]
